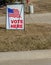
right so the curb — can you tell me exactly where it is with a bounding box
[0,50,51,61]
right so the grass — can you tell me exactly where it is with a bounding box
[0,24,51,52]
[32,1,51,13]
[0,1,51,15]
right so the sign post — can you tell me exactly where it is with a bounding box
[6,3,24,30]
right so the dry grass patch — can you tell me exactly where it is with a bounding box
[0,24,51,51]
[0,1,51,15]
[32,1,51,13]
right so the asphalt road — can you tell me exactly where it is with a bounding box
[0,58,51,65]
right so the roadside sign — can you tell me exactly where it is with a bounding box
[6,3,24,30]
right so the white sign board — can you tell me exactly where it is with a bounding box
[6,3,24,30]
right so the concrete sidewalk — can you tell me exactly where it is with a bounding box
[0,50,51,61]
[25,13,51,24]
[0,13,51,24]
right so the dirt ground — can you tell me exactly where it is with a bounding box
[0,24,51,51]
